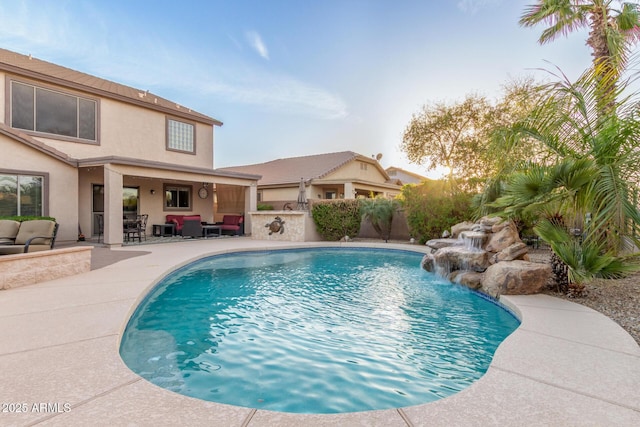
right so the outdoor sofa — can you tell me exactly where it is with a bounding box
[165,214,201,235]
[0,219,59,254]
[216,215,244,236]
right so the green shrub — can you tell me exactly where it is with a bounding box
[399,182,472,244]
[311,200,361,241]
[0,215,56,222]
[257,203,275,211]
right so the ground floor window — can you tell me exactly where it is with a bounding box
[0,173,44,216]
[164,184,191,210]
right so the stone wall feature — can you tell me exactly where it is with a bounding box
[0,246,92,290]
[249,211,320,242]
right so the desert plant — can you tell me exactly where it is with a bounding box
[359,197,399,242]
[489,64,640,286]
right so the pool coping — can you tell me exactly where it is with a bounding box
[1,239,639,426]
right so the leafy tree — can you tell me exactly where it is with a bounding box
[401,95,495,190]
[401,79,546,192]
[398,181,473,244]
[359,197,399,242]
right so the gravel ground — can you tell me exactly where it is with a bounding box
[530,249,640,346]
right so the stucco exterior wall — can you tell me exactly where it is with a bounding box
[261,187,299,202]
[1,135,78,243]
[324,160,386,183]
[0,71,5,122]
[32,98,215,169]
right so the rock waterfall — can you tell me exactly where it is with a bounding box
[421,217,551,297]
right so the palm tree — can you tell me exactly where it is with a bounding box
[488,64,640,287]
[521,0,640,69]
[520,0,640,110]
[360,197,398,242]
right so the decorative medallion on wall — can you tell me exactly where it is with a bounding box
[266,216,285,235]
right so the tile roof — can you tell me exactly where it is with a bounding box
[219,151,389,186]
[0,48,221,126]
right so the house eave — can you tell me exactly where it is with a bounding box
[78,156,260,180]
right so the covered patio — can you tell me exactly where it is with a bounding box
[77,158,259,246]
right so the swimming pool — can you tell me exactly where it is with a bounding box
[120,247,519,414]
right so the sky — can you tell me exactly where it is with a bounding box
[0,0,596,178]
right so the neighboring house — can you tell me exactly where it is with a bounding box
[220,151,402,208]
[385,166,429,184]
[0,48,259,246]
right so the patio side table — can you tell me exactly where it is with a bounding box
[202,225,221,238]
[152,223,176,237]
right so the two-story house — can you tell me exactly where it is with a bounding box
[0,48,259,246]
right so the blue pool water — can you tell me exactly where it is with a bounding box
[120,248,519,414]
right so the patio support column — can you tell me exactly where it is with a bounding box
[245,183,257,235]
[103,165,124,246]
[344,182,355,199]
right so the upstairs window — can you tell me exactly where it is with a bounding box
[10,81,97,142]
[167,118,195,153]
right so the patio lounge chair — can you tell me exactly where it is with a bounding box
[0,219,20,244]
[0,220,59,254]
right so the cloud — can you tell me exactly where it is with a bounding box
[457,0,502,14]
[0,2,347,120]
[198,71,348,120]
[245,30,269,60]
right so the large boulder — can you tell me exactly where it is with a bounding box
[421,253,436,272]
[425,238,462,252]
[451,221,474,238]
[459,231,488,249]
[482,260,552,297]
[479,216,503,227]
[449,271,483,290]
[484,221,520,252]
[434,246,489,273]
[490,242,529,264]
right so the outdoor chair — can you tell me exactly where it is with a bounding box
[0,219,20,244]
[181,219,203,238]
[96,214,104,243]
[137,214,148,241]
[124,217,142,243]
[0,220,59,254]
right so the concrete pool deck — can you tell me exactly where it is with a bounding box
[1,238,639,426]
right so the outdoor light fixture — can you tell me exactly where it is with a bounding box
[150,189,156,195]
